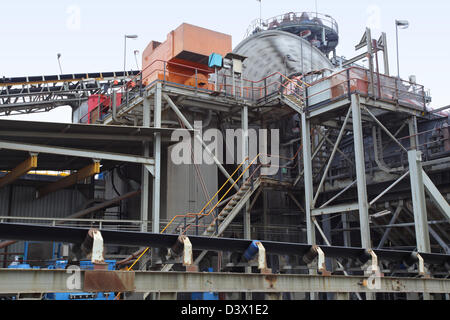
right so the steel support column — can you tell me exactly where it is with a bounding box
[242,105,250,240]
[241,104,252,301]
[408,116,419,150]
[351,95,372,249]
[152,83,162,234]
[301,112,315,245]
[140,96,151,233]
[408,150,431,253]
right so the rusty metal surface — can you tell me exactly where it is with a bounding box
[84,271,135,292]
[0,269,449,294]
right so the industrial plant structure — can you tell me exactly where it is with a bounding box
[0,10,449,301]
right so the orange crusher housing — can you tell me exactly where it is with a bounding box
[142,23,232,90]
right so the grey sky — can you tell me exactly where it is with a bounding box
[1,0,448,122]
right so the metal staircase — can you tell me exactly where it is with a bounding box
[159,176,261,271]
[204,177,261,237]
[281,94,304,114]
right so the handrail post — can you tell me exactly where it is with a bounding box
[97,95,101,123]
[264,78,267,101]
[195,68,198,90]
[280,74,284,98]
[422,85,426,113]
[395,77,399,103]
[224,75,227,97]
[251,81,254,101]
[346,68,351,100]
[195,216,199,236]
[139,72,143,97]
[163,61,167,83]
[215,217,219,235]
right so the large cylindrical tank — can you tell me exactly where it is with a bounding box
[233,30,334,83]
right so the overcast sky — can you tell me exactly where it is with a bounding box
[1,0,449,122]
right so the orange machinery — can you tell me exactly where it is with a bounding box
[142,23,232,90]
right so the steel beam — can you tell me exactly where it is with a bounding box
[313,106,352,207]
[0,140,155,166]
[422,170,450,220]
[364,107,408,153]
[1,269,448,295]
[369,171,410,206]
[429,227,450,254]
[163,93,239,191]
[0,154,37,189]
[37,161,100,198]
[312,203,359,217]
[1,222,450,266]
[377,204,403,249]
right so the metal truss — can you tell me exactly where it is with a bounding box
[301,93,450,256]
[0,71,139,116]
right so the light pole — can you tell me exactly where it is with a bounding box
[257,0,262,28]
[134,50,140,70]
[395,20,409,78]
[124,35,138,77]
[57,53,63,75]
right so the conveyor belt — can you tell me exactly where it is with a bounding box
[0,71,140,87]
[1,223,449,267]
[0,70,141,116]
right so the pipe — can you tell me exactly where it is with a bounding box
[112,91,129,124]
[0,241,17,250]
[372,126,403,174]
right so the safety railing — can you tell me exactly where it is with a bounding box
[245,11,339,38]
[216,71,308,102]
[0,216,171,232]
[305,67,428,111]
[161,141,304,237]
[79,96,113,124]
[77,60,429,126]
[77,59,311,124]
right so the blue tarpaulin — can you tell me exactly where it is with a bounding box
[208,53,223,68]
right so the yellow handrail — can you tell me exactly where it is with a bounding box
[160,159,246,234]
[277,72,311,89]
[114,157,249,300]
[114,147,305,300]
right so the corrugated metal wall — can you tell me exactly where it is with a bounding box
[0,185,87,265]
[8,185,85,219]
